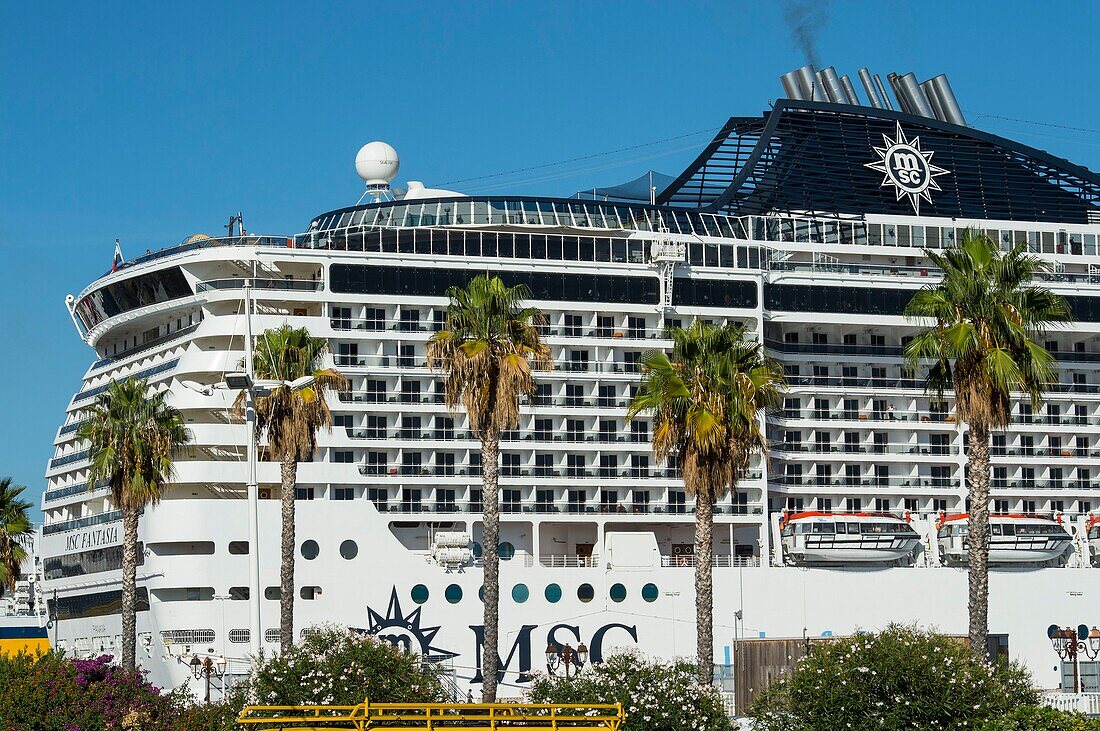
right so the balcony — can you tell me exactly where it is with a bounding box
[49,450,90,470]
[366,500,764,516]
[773,443,959,456]
[43,510,124,535]
[196,278,322,293]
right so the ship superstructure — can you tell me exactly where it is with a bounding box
[40,65,1100,699]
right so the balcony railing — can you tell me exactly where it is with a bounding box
[48,450,90,470]
[43,510,123,535]
[660,555,760,568]
[366,501,764,516]
[774,444,959,456]
[196,278,323,293]
[772,477,960,489]
[774,409,955,424]
[43,480,108,503]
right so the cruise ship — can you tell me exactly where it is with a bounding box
[41,64,1100,702]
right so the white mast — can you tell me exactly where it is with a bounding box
[243,279,261,660]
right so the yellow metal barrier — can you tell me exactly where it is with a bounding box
[237,700,624,731]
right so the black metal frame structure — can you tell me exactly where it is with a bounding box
[658,100,1100,224]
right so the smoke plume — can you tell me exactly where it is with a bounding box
[781,0,831,68]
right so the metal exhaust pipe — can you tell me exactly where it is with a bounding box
[874,74,894,110]
[921,79,947,121]
[887,73,911,113]
[780,71,805,100]
[820,67,847,104]
[840,75,860,106]
[796,64,828,101]
[898,72,936,118]
[794,65,818,101]
[859,68,882,108]
[929,74,966,126]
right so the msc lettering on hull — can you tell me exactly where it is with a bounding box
[64,526,120,552]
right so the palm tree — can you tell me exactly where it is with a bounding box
[0,477,34,596]
[235,325,347,652]
[905,231,1071,658]
[629,321,784,686]
[77,378,190,669]
[427,275,551,701]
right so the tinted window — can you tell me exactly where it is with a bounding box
[674,278,757,308]
[48,588,150,621]
[330,264,659,305]
[75,266,193,329]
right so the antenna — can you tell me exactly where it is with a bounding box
[355,142,400,203]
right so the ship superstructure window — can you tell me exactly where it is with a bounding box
[49,588,150,621]
[436,489,456,512]
[599,454,618,477]
[502,453,520,477]
[43,544,141,580]
[333,487,355,501]
[333,450,354,463]
[331,264,660,305]
[296,488,314,500]
[75,267,192,329]
[368,488,388,510]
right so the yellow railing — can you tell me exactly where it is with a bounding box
[237,700,624,731]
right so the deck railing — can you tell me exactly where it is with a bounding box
[238,700,624,731]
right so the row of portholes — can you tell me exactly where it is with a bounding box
[301,540,358,560]
[301,540,517,563]
[411,582,661,605]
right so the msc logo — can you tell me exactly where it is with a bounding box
[355,588,457,659]
[865,122,950,215]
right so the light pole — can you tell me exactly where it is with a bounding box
[223,280,318,661]
[545,642,588,679]
[188,654,227,702]
[1050,625,1100,693]
[665,590,681,657]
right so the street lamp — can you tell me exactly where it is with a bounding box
[1050,625,1100,693]
[545,642,588,678]
[188,654,227,702]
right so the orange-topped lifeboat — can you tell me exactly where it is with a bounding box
[779,511,920,565]
[936,512,1072,566]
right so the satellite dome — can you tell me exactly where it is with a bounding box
[355,141,400,186]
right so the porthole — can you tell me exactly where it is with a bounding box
[512,584,529,603]
[300,540,319,560]
[499,542,515,560]
[577,583,594,603]
[472,542,483,558]
[339,540,358,560]
[411,584,429,604]
[610,583,627,603]
[479,586,485,602]
[300,586,321,600]
[445,584,463,604]
[641,583,659,602]
[545,583,562,603]
[228,541,249,555]
[264,587,281,600]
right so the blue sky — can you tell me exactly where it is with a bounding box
[1,1,1098,514]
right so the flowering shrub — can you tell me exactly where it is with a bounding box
[748,624,1037,731]
[0,650,182,731]
[241,623,448,706]
[527,650,732,731]
[978,705,1100,731]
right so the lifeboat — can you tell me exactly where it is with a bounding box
[936,513,1072,566]
[779,511,920,565]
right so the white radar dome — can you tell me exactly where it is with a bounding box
[355,141,400,186]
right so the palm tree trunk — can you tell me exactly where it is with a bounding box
[280,456,298,653]
[480,428,501,702]
[968,421,991,661]
[695,486,714,686]
[121,505,139,670]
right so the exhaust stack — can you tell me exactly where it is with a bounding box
[858,68,883,108]
[779,64,966,124]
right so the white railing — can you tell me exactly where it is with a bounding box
[1042,691,1100,715]
[525,554,601,568]
[660,555,760,568]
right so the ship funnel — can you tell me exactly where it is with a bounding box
[859,68,883,108]
[840,75,859,106]
[794,64,828,102]
[817,67,849,104]
[929,74,966,126]
[874,74,894,110]
[922,79,947,122]
[898,73,935,118]
[780,71,805,100]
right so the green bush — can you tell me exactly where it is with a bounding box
[241,623,449,706]
[527,650,732,731]
[979,705,1100,731]
[748,624,1037,731]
